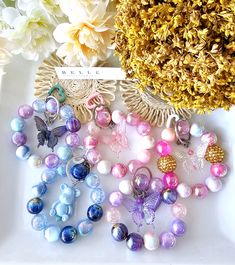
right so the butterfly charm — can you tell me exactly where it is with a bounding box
[34,116,68,151]
[122,192,162,231]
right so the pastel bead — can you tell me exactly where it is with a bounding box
[60,105,74,120]
[41,169,57,184]
[90,188,106,204]
[128,160,143,174]
[87,121,101,136]
[149,178,164,193]
[111,163,128,179]
[119,179,133,195]
[57,164,67,177]
[57,146,72,161]
[27,197,43,214]
[32,99,46,113]
[205,176,222,192]
[210,163,228,178]
[190,123,205,137]
[46,98,58,114]
[177,119,190,135]
[66,117,81,133]
[163,172,179,190]
[140,135,155,149]
[201,132,217,146]
[144,231,159,251]
[160,232,176,249]
[85,173,100,188]
[77,219,93,236]
[31,213,48,231]
[137,121,152,136]
[126,113,140,126]
[112,110,125,124]
[111,223,128,241]
[18,104,34,119]
[176,183,192,198]
[109,191,123,207]
[171,203,187,219]
[12,132,27,146]
[137,149,152,164]
[71,162,90,181]
[171,219,186,237]
[32,182,47,197]
[155,140,172,156]
[87,204,103,222]
[45,154,59,169]
[161,128,176,142]
[11,117,25,132]
[86,149,101,165]
[126,233,144,251]
[97,160,112,175]
[60,226,77,244]
[106,207,121,224]
[95,106,112,128]
[65,133,80,148]
[192,184,208,199]
[83,136,98,149]
[28,155,43,168]
[16,145,31,160]
[133,173,151,192]
[44,225,61,242]
[162,189,178,204]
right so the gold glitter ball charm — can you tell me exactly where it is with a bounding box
[157,155,177,173]
[205,144,224,163]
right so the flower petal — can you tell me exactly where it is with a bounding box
[53,23,73,43]
[2,7,21,27]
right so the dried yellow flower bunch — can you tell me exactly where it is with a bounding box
[115,0,235,112]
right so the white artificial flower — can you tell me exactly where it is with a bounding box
[0,37,12,65]
[54,1,115,66]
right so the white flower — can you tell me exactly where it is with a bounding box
[54,1,115,66]
[0,37,12,65]
[1,6,57,61]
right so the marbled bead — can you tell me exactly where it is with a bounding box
[18,104,34,119]
[90,188,106,204]
[16,145,31,160]
[32,182,47,197]
[171,219,186,237]
[160,232,176,249]
[60,105,74,120]
[57,146,72,161]
[87,121,101,136]
[11,117,25,132]
[41,169,57,184]
[192,184,208,199]
[65,133,80,148]
[71,161,90,181]
[32,99,46,113]
[46,98,58,114]
[163,172,179,190]
[45,154,60,169]
[60,226,78,244]
[57,164,67,177]
[86,149,101,165]
[210,163,228,178]
[27,197,44,214]
[111,163,128,179]
[44,225,61,242]
[106,208,121,224]
[83,135,98,150]
[111,223,128,241]
[66,117,81,133]
[31,213,48,231]
[171,203,187,219]
[12,132,27,146]
[28,155,43,168]
[87,204,103,222]
[85,173,100,188]
[109,191,123,207]
[126,113,140,126]
[126,233,144,251]
[137,121,152,136]
[162,189,178,204]
[77,219,93,236]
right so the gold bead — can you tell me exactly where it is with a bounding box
[204,144,224,163]
[157,155,177,173]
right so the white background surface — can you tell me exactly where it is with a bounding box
[0,56,235,264]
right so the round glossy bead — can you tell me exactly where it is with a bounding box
[16,145,31,160]
[86,149,101,165]
[119,179,133,195]
[32,99,46,113]
[27,197,43,214]
[11,117,25,132]
[109,191,123,207]
[171,219,186,237]
[41,169,57,184]
[205,176,222,192]
[45,154,59,169]
[87,204,103,222]
[126,113,140,126]
[60,226,77,244]
[163,172,179,190]
[137,149,152,164]
[162,189,178,204]
[97,160,112,175]
[140,135,155,149]
[111,223,128,241]
[192,184,209,199]
[83,136,98,150]
[90,188,106,204]
[60,105,74,120]
[65,133,80,148]
[95,106,112,128]
[177,120,190,135]
[137,121,152,136]
[77,219,93,236]
[201,132,217,146]
[44,225,60,242]
[28,155,43,168]
[190,123,204,137]
[155,140,172,156]
[32,182,47,197]
[12,132,27,146]
[210,163,228,178]
[66,117,81,133]
[126,233,144,251]
[106,208,121,224]
[57,146,72,161]
[149,178,164,193]
[31,213,48,231]
[144,231,159,251]
[18,104,34,119]
[46,98,58,114]
[57,164,67,177]
[111,163,128,179]
[160,232,176,249]
[133,173,151,192]
[128,160,143,174]
[71,162,90,181]
[176,183,192,198]
[85,173,100,188]
[87,121,101,136]
[171,203,187,219]
[112,110,125,124]
[161,128,176,142]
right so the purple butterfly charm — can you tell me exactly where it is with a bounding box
[34,116,67,151]
[122,192,162,231]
